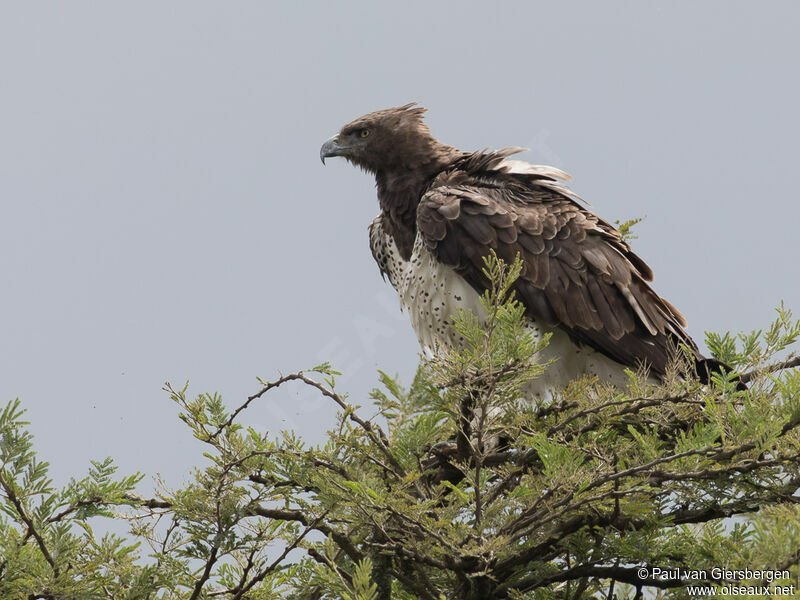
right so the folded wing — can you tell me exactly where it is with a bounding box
[416,150,698,377]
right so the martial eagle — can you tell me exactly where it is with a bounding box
[321,104,730,399]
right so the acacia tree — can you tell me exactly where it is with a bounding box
[2,254,800,600]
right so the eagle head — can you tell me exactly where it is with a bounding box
[320,103,439,173]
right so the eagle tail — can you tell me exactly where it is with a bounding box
[695,357,748,391]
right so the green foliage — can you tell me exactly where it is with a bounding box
[706,302,800,371]
[613,217,645,242]
[2,254,800,599]
[0,400,160,599]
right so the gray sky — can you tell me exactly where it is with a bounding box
[1,1,798,493]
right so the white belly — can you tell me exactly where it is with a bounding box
[398,237,483,352]
[372,226,634,402]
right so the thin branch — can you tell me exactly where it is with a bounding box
[546,395,689,437]
[306,547,354,587]
[439,358,524,390]
[209,371,407,482]
[740,355,800,384]
[188,545,219,600]
[230,510,329,600]
[496,470,800,579]
[0,469,57,574]
[207,547,257,597]
[503,563,692,595]
[391,557,441,600]
[207,372,311,439]
[46,497,103,524]
[250,505,363,563]
[776,546,800,574]
[123,494,172,509]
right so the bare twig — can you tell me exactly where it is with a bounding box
[122,494,172,509]
[740,355,800,384]
[208,372,407,482]
[250,505,363,563]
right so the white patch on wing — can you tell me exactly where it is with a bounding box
[500,158,589,207]
[501,159,572,181]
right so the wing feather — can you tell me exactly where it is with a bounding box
[417,152,701,376]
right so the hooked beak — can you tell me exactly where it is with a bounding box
[320,135,342,164]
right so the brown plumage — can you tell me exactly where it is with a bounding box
[321,104,734,387]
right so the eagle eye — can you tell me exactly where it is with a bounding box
[359,129,370,138]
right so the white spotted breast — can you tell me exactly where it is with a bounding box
[369,212,638,401]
